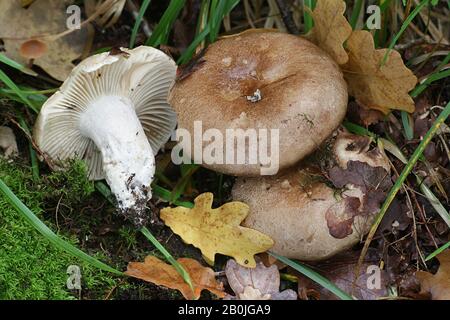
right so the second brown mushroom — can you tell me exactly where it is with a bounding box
[232,132,392,261]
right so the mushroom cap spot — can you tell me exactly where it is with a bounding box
[170,31,348,176]
[34,46,178,180]
[231,167,373,261]
[19,39,48,59]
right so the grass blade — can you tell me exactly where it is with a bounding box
[426,241,450,261]
[178,0,238,64]
[0,53,37,76]
[0,54,26,71]
[96,180,194,208]
[343,120,378,138]
[357,100,450,276]
[17,115,39,180]
[0,178,123,276]
[401,111,414,140]
[349,0,364,29]
[269,252,353,300]
[153,184,195,208]
[0,69,38,113]
[169,164,199,204]
[140,226,194,294]
[178,26,210,64]
[129,0,152,48]
[381,0,429,65]
[208,0,240,43]
[411,68,450,98]
[146,0,186,47]
[303,0,315,33]
[417,176,450,228]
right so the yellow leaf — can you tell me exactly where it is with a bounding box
[416,250,450,300]
[125,256,226,300]
[343,30,418,114]
[160,193,274,268]
[309,0,352,65]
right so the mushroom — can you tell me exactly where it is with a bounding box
[19,39,48,63]
[169,30,347,176]
[231,132,391,261]
[34,46,177,226]
[0,126,19,158]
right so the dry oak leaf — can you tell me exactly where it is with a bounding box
[343,30,418,114]
[416,250,450,300]
[0,0,88,81]
[160,193,274,268]
[309,0,352,65]
[125,256,226,300]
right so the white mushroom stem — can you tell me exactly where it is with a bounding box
[79,95,155,225]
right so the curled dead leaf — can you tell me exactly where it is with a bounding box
[325,197,361,239]
[343,30,418,114]
[309,0,352,65]
[160,193,274,268]
[416,250,450,300]
[326,160,392,238]
[125,256,226,300]
[225,259,297,300]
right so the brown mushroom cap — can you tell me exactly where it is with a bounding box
[169,30,348,176]
[19,39,48,60]
[232,169,371,261]
[231,132,391,261]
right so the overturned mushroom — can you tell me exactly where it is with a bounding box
[232,132,392,261]
[0,126,19,159]
[34,46,177,226]
[169,30,348,176]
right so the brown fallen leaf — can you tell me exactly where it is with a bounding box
[325,196,361,239]
[343,30,418,114]
[160,193,274,268]
[326,132,393,239]
[0,0,88,81]
[309,0,352,65]
[225,259,297,300]
[125,256,226,300]
[416,250,450,300]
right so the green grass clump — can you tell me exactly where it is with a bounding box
[0,159,117,300]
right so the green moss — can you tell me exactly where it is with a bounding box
[0,159,118,300]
